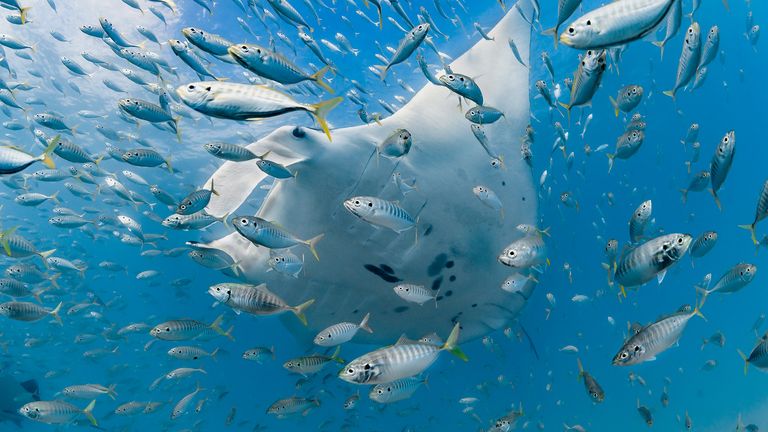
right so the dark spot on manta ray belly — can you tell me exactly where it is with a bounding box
[428,253,447,277]
[444,290,453,297]
[394,306,409,313]
[363,264,401,283]
[431,276,443,291]
[423,224,433,237]
[379,264,394,274]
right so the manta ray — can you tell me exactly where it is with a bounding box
[201,3,537,343]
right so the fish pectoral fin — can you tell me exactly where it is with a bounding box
[656,270,667,285]
[646,356,657,362]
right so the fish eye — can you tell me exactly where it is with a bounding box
[620,352,628,359]
[508,250,516,257]
[188,85,195,90]
[677,237,684,244]
[240,218,248,224]
[354,200,360,205]
[568,27,574,33]
[347,368,354,374]
[586,20,591,26]
[292,126,305,138]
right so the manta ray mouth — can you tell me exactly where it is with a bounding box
[201,4,538,344]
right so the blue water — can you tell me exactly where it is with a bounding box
[0,0,765,430]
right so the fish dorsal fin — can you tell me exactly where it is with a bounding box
[395,333,409,345]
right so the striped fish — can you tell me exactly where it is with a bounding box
[613,233,692,295]
[709,130,736,210]
[343,196,416,234]
[664,22,701,99]
[207,283,314,325]
[739,180,768,244]
[338,323,466,384]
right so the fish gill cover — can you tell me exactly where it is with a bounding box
[0,0,763,431]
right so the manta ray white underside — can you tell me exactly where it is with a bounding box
[201,3,537,343]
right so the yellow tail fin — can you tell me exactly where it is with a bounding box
[310,97,343,141]
[442,322,468,361]
[292,298,315,326]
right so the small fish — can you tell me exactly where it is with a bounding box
[651,0,682,59]
[498,234,547,269]
[698,263,757,297]
[232,215,323,260]
[266,396,320,417]
[177,180,218,215]
[0,301,62,324]
[609,85,643,117]
[176,81,342,141]
[243,346,275,363]
[507,38,526,67]
[628,200,652,243]
[0,136,58,174]
[167,346,218,361]
[613,299,704,365]
[709,130,736,210]
[680,170,710,204]
[369,376,428,403]
[739,180,768,245]
[607,130,645,173]
[284,346,344,376]
[465,105,504,124]
[150,315,232,341]
[560,191,580,211]
[375,24,430,80]
[560,0,676,49]
[637,400,653,426]
[344,196,416,234]
[378,129,412,158]
[208,282,314,325]
[439,73,483,106]
[699,25,720,68]
[577,358,605,403]
[393,284,439,307]
[171,384,204,420]
[690,231,717,263]
[560,50,607,119]
[473,185,503,218]
[338,323,466,384]
[664,23,702,99]
[614,233,692,294]
[19,400,97,426]
[314,313,373,346]
[228,44,332,93]
[738,332,768,375]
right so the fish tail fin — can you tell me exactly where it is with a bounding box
[210,314,234,341]
[49,191,60,205]
[606,153,615,174]
[651,40,665,60]
[174,117,181,142]
[608,95,619,117]
[210,347,220,361]
[107,384,117,400]
[662,90,676,100]
[19,7,30,24]
[292,298,315,326]
[38,249,56,267]
[540,226,551,237]
[39,135,60,169]
[50,301,62,325]
[709,188,722,211]
[541,27,557,47]
[576,357,584,380]
[373,64,388,81]
[310,97,343,142]
[359,312,373,333]
[738,349,749,375]
[48,272,60,289]
[209,178,218,196]
[558,102,571,124]
[442,322,468,361]
[310,66,334,94]
[434,287,441,309]
[738,224,758,245]
[83,400,97,426]
[693,293,707,321]
[331,345,344,363]
[306,233,324,261]
[619,284,626,298]
[0,226,15,256]
[165,155,173,174]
